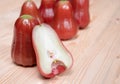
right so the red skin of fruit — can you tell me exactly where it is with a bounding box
[70,0,90,28]
[50,1,78,40]
[11,15,39,66]
[20,0,42,24]
[38,0,56,24]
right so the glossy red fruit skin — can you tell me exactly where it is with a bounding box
[38,0,56,24]
[11,15,39,66]
[20,0,42,24]
[70,0,90,28]
[50,1,78,40]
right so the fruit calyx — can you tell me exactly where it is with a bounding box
[44,50,66,78]
[20,14,33,19]
[45,60,66,78]
[51,60,66,75]
[27,0,32,2]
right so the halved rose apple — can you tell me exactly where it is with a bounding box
[32,23,73,78]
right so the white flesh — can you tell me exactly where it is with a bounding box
[32,23,72,74]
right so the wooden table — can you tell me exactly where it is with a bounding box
[0,0,120,84]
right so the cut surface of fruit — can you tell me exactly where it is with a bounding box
[32,24,73,78]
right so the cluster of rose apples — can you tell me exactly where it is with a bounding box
[11,0,90,78]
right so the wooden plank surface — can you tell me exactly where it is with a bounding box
[0,0,120,84]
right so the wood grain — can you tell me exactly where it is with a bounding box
[0,0,120,84]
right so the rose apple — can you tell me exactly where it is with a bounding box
[70,0,90,28]
[38,0,56,24]
[11,15,39,66]
[32,23,73,78]
[50,0,78,40]
[20,0,42,24]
